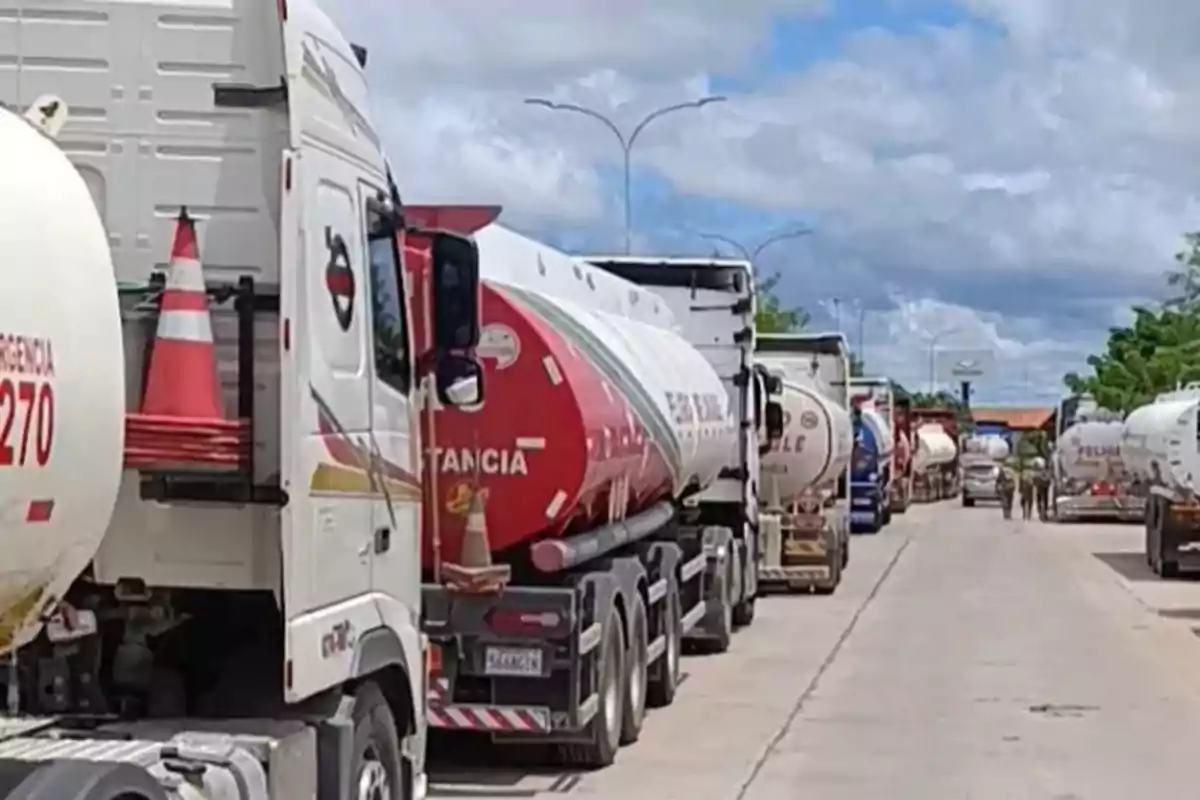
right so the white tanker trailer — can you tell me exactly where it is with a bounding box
[1122,385,1200,576]
[756,333,854,594]
[963,434,1010,462]
[761,378,854,503]
[912,423,957,473]
[1054,420,1143,523]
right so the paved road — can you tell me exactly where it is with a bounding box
[430,503,1200,800]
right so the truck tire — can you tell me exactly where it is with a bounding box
[962,496,975,508]
[620,593,649,745]
[561,616,625,769]
[696,561,734,655]
[352,680,408,800]
[813,545,841,596]
[647,584,682,708]
[0,761,167,800]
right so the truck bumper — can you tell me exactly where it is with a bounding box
[1055,495,1145,522]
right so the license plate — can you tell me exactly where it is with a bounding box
[484,646,543,677]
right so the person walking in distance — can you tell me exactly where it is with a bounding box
[996,465,1015,520]
[1032,457,1051,521]
[1018,467,1035,521]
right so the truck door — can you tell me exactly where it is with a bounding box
[359,183,421,609]
[280,151,377,700]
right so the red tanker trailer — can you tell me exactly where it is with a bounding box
[402,206,750,766]
[890,396,913,513]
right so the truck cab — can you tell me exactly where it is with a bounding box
[0,1,480,797]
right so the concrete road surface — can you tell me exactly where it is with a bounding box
[429,503,1200,800]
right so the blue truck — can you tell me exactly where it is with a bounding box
[849,379,895,533]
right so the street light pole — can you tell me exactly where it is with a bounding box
[924,327,959,394]
[525,95,726,253]
[690,228,813,264]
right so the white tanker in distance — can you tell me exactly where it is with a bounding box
[1054,415,1143,524]
[1122,384,1200,576]
[755,333,854,595]
[912,423,957,473]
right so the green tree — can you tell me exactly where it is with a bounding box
[1063,231,1200,413]
[1165,232,1200,311]
[754,272,809,333]
[1063,305,1200,414]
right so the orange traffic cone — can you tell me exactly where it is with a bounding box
[441,490,511,593]
[139,208,223,421]
[124,208,248,471]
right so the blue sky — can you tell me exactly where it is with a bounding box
[335,0,1199,404]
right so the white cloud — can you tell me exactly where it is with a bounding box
[316,0,1200,401]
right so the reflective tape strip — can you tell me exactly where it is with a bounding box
[542,356,562,385]
[156,309,214,343]
[166,258,206,292]
[545,490,567,519]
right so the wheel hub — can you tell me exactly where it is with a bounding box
[358,752,392,800]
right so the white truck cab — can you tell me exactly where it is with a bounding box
[0,2,482,798]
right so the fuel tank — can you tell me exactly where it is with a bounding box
[409,218,737,564]
[0,104,125,654]
[963,434,1009,461]
[1123,394,1196,490]
[761,376,852,503]
[857,401,894,461]
[1059,420,1125,483]
[913,423,958,471]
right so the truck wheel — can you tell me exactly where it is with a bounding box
[962,496,975,508]
[620,593,649,745]
[0,761,167,800]
[352,681,408,800]
[647,584,681,708]
[703,562,735,654]
[813,546,841,596]
[561,616,625,769]
[732,586,756,628]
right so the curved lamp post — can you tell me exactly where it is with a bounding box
[525,95,726,253]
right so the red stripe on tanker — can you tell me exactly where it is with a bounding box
[0,106,125,654]
[760,376,853,503]
[405,220,737,564]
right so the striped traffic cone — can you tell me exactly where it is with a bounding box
[138,207,223,422]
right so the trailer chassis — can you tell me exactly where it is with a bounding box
[421,523,733,768]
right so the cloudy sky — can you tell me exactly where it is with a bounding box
[322,0,1198,405]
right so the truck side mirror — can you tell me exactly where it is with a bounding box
[435,353,484,407]
[765,401,784,442]
[430,231,481,352]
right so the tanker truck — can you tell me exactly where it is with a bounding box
[848,378,895,533]
[889,396,914,514]
[415,248,765,767]
[960,434,1010,506]
[1054,419,1142,523]
[754,333,854,594]
[910,408,962,501]
[913,423,958,501]
[580,255,775,631]
[0,3,486,797]
[1121,385,1200,577]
